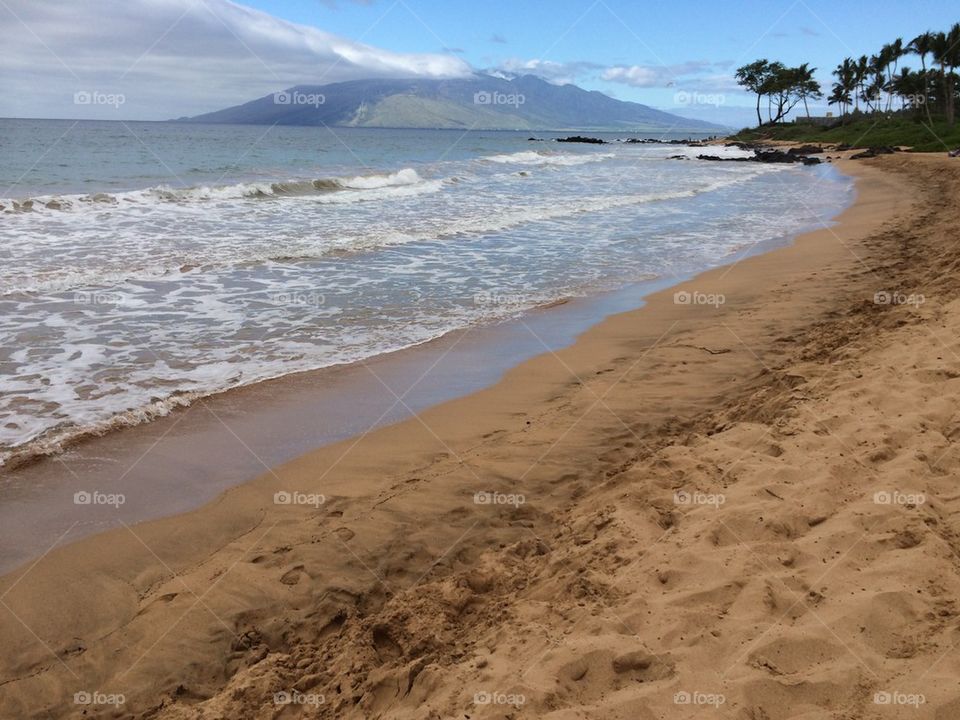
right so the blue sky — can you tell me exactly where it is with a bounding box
[237,0,957,124]
[2,0,957,125]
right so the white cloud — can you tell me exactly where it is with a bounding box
[494,58,602,86]
[601,62,714,88]
[0,0,472,119]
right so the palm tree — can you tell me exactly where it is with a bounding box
[908,31,936,123]
[893,68,925,112]
[831,58,856,122]
[947,23,960,125]
[883,38,904,110]
[931,26,959,126]
[854,55,870,112]
[862,55,885,113]
[795,63,822,117]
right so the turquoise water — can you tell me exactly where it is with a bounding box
[0,120,852,465]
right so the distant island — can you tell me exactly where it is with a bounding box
[175,73,726,132]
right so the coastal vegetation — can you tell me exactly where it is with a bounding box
[733,23,960,151]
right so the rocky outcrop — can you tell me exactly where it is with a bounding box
[695,148,822,165]
[556,136,607,144]
[850,146,898,160]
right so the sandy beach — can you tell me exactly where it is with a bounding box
[4,151,960,719]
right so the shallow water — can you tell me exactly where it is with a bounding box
[0,121,852,466]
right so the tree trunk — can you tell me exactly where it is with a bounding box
[756,93,762,127]
[949,71,957,126]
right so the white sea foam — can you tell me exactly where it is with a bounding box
[482,150,616,166]
[0,142,851,468]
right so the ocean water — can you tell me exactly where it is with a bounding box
[0,120,853,467]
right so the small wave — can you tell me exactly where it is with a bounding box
[482,151,615,167]
[0,170,771,297]
[0,168,433,211]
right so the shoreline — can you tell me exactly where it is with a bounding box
[4,152,955,718]
[0,163,851,576]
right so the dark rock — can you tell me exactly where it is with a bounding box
[696,149,819,165]
[556,135,607,144]
[850,146,896,160]
[787,144,822,155]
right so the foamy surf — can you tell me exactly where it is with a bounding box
[0,167,434,212]
[482,150,616,166]
[0,128,853,468]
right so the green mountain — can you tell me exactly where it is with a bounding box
[178,74,724,132]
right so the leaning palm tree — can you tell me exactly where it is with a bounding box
[908,31,936,124]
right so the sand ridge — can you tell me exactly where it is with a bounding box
[2,154,960,718]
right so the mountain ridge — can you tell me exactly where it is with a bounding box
[176,73,725,132]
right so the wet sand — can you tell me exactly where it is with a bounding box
[4,152,960,719]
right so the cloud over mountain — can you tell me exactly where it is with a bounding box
[0,0,471,119]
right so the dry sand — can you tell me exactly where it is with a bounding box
[3,152,960,719]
